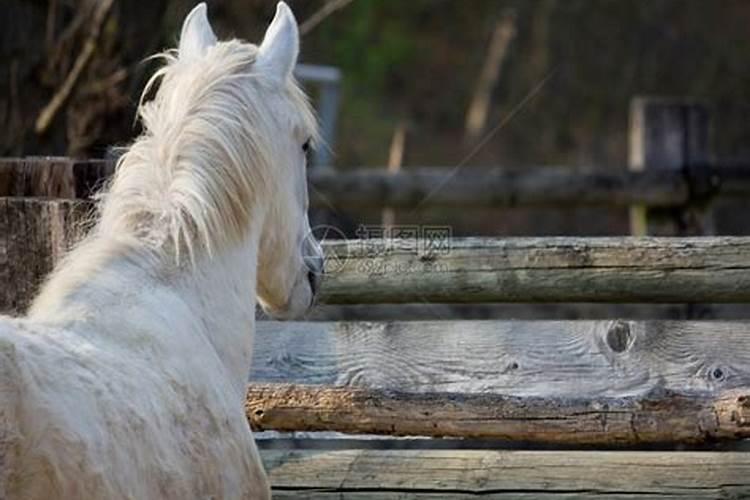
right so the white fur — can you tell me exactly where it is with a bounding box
[257,3,299,83]
[0,2,322,498]
[179,3,217,60]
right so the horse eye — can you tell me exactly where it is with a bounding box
[302,139,311,153]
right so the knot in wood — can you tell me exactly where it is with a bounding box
[606,321,632,353]
[709,366,726,383]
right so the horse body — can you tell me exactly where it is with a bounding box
[0,3,320,498]
[0,235,266,499]
[0,313,267,499]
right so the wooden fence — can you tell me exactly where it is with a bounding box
[3,199,750,310]
[247,319,750,444]
[3,199,750,448]
[3,97,750,496]
[3,157,750,209]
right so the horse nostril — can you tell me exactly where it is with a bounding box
[307,270,318,295]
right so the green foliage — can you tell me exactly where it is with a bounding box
[303,1,750,168]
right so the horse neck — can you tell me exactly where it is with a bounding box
[29,225,262,394]
[174,230,261,390]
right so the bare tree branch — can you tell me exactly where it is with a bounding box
[35,0,115,135]
[299,0,354,36]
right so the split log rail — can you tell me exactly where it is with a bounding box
[3,157,750,209]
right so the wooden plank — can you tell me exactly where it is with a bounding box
[0,198,89,314]
[0,157,113,199]
[319,237,750,304]
[246,383,750,445]
[261,449,750,498]
[251,320,750,395]
[311,167,693,209]
[248,320,750,443]
[251,320,750,394]
[309,166,750,209]
[6,202,750,306]
[628,98,714,236]
[4,157,750,209]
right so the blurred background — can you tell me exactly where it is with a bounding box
[4,0,750,238]
[4,1,750,318]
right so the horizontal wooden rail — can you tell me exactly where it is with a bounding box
[251,320,750,394]
[319,237,750,303]
[0,157,113,199]
[261,449,750,498]
[247,320,750,445]
[246,384,750,445]
[4,158,750,208]
[3,198,750,309]
[310,166,732,209]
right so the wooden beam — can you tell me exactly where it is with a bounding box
[319,237,750,304]
[628,97,714,236]
[0,158,113,199]
[246,383,750,445]
[249,320,750,444]
[251,321,750,395]
[310,167,696,209]
[261,449,750,498]
[4,201,750,307]
[4,157,750,209]
[0,198,91,314]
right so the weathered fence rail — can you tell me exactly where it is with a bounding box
[3,197,750,311]
[311,165,750,209]
[0,158,113,199]
[245,319,750,446]
[246,383,750,445]
[321,237,750,304]
[261,449,750,498]
[3,157,750,208]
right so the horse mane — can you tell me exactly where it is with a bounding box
[98,39,318,264]
[30,37,318,317]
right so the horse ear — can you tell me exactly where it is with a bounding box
[179,3,217,60]
[257,2,299,83]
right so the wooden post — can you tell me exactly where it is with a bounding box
[629,98,716,319]
[0,198,90,315]
[628,98,714,236]
[381,121,407,228]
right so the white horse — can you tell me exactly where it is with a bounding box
[0,2,322,498]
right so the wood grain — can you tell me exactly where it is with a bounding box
[0,158,113,199]
[246,383,750,445]
[4,157,750,208]
[248,320,750,444]
[309,166,750,209]
[251,321,750,396]
[319,237,750,303]
[261,449,750,498]
[0,198,90,314]
[311,166,694,209]
[5,201,750,307]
